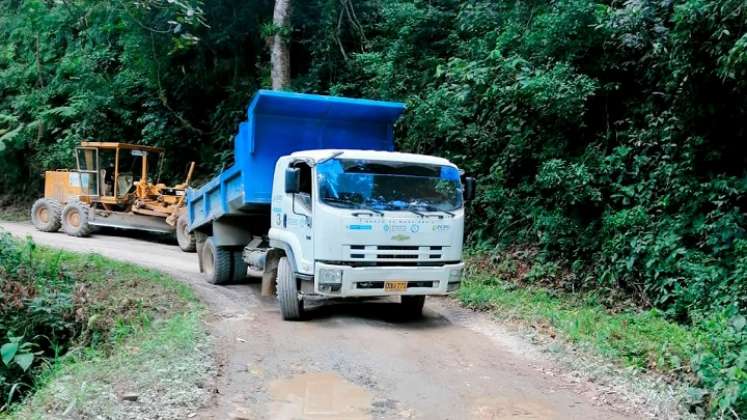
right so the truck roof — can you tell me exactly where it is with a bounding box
[290,149,456,168]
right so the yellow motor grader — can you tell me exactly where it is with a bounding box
[30,142,197,252]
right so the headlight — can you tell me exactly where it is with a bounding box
[449,268,463,283]
[319,268,343,285]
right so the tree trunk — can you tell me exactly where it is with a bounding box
[271,0,291,90]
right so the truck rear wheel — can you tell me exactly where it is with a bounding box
[176,213,196,252]
[61,201,92,237]
[31,198,62,232]
[276,257,304,320]
[201,237,232,285]
[232,250,248,282]
[400,295,425,319]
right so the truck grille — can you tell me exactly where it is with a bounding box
[346,245,446,262]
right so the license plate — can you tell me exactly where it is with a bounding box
[384,281,408,292]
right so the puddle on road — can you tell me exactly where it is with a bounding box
[471,397,556,420]
[269,372,372,420]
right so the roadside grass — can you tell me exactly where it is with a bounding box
[0,233,212,419]
[459,273,697,373]
[458,253,746,418]
[10,313,212,420]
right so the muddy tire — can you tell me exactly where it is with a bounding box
[176,213,196,252]
[201,237,232,285]
[276,257,303,320]
[400,295,425,319]
[232,250,248,282]
[61,201,92,237]
[30,198,62,232]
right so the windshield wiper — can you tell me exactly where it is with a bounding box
[403,207,427,217]
[421,204,455,218]
[324,197,384,216]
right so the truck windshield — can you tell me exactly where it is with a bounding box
[316,158,463,212]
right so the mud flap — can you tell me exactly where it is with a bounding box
[195,232,207,273]
[261,249,282,296]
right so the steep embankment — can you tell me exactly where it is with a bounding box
[0,228,212,419]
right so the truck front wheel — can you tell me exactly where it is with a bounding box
[276,257,304,320]
[400,295,425,319]
[202,237,232,285]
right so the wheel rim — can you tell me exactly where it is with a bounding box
[67,210,80,228]
[37,207,49,223]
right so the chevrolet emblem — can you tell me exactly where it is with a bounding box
[391,234,410,241]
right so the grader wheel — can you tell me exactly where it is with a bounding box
[176,213,196,252]
[61,201,92,237]
[30,198,62,232]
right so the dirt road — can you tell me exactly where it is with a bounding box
[1,221,641,420]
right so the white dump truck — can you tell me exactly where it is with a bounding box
[187,91,475,320]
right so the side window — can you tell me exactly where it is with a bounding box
[291,162,312,210]
[75,148,99,196]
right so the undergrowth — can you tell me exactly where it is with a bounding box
[0,196,29,222]
[0,229,200,412]
[459,252,746,418]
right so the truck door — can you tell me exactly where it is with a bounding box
[283,161,314,273]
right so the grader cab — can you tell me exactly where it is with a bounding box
[30,142,196,252]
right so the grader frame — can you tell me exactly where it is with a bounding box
[31,142,196,252]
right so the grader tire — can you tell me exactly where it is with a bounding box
[201,237,232,285]
[276,257,304,320]
[30,198,62,232]
[61,201,92,237]
[176,213,196,252]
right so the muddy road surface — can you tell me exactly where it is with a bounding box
[1,221,640,420]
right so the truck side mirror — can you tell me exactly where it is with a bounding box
[463,177,476,201]
[285,167,301,194]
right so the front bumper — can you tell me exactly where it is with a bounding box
[311,262,464,298]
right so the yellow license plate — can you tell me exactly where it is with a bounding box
[384,281,408,292]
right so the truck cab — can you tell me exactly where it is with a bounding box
[271,149,467,299]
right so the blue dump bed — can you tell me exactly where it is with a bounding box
[187,90,406,230]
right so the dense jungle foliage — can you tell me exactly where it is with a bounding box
[0,0,745,415]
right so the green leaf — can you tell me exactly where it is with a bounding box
[731,315,746,332]
[0,123,24,143]
[1,342,19,366]
[14,353,34,372]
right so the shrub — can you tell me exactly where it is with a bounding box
[0,233,78,409]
